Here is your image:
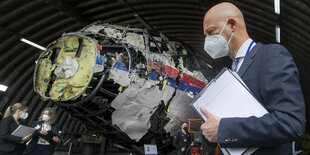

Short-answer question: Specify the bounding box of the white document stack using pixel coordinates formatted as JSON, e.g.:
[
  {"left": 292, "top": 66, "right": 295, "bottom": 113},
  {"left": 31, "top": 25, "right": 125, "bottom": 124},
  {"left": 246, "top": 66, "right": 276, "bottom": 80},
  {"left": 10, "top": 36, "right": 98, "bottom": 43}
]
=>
[{"left": 191, "top": 68, "right": 268, "bottom": 155}]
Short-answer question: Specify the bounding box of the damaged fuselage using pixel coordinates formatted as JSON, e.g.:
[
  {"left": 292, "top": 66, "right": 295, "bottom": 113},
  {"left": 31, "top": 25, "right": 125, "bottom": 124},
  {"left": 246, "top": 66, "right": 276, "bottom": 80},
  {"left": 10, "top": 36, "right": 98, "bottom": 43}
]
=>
[{"left": 34, "top": 22, "right": 208, "bottom": 151}]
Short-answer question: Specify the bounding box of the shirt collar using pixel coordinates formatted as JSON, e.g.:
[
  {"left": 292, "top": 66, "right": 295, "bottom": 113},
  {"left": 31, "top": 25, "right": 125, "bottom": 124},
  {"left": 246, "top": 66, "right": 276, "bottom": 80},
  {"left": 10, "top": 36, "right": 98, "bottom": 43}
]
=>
[{"left": 235, "top": 38, "right": 254, "bottom": 59}]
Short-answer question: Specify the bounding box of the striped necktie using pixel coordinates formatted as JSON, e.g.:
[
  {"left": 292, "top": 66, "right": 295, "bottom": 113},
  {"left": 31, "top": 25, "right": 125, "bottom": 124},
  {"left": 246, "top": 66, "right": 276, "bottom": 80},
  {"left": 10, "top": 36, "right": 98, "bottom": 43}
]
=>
[{"left": 231, "top": 58, "right": 240, "bottom": 72}]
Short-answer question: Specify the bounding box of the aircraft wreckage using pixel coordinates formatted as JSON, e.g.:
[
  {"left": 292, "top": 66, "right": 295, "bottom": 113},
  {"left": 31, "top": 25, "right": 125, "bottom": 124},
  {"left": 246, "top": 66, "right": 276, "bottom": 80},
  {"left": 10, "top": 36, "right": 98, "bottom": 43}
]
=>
[{"left": 33, "top": 21, "right": 209, "bottom": 152}]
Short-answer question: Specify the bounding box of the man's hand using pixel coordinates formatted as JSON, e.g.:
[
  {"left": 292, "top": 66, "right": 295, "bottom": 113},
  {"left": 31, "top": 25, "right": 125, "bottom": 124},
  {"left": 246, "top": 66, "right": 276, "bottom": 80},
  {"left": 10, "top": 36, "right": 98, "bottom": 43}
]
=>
[
  {"left": 181, "top": 147, "right": 186, "bottom": 152},
  {"left": 39, "top": 130, "right": 48, "bottom": 135},
  {"left": 52, "top": 136, "right": 60, "bottom": 143},
  {"left": 200, "top": 107, "right": 221, "bottom": 142}
]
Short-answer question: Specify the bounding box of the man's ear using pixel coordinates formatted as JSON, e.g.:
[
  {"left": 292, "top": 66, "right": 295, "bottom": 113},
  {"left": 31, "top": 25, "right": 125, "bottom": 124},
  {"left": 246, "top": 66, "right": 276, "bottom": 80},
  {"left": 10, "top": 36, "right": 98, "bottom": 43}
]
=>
[{"left": 227, "top": 18, "right": 237, "bottom": 32}]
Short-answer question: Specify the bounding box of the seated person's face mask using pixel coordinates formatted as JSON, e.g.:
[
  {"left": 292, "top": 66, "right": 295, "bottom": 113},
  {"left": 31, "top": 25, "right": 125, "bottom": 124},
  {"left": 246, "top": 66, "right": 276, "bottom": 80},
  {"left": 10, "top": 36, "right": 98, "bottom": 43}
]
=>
[
  {"left": 42, "top": 114, "right": 50, "bottom": 121},
  {"left": 204, "top": 21, "right": 234, "bottom": 59}
]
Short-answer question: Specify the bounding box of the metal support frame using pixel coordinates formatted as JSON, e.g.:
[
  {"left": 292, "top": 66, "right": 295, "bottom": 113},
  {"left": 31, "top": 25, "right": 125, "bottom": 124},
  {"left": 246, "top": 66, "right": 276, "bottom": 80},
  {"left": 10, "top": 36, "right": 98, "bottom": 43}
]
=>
[
  {"left": 99, "top": 136, "right": 106, "bottom": 155},
  {"left": 82, "top": 143, "right": 94, "bottom": 155},
  {"left": 0, "top": 25, "right": 44, "bottom": 50},
  {"left": 119, "top": 0, "right": 155, "bottom": 31},
  {"left": 41, "top": 0, "right": 90, "bottom": 26}
]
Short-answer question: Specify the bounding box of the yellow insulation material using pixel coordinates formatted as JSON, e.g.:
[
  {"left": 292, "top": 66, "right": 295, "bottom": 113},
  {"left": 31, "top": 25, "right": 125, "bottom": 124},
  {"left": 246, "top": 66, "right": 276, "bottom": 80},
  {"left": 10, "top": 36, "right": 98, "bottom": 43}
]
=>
[{"left": 34, "top": 35, "right": 96, "bottom": 101}]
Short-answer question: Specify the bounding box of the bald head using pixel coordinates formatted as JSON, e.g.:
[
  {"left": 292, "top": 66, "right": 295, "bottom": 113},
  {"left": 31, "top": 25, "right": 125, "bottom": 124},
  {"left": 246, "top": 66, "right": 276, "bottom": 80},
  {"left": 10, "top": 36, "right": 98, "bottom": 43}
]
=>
[
  {"left": 203, "top": 2, "right": 249, "bottom": 59},
  {"left": 204, "top": 3, "right": 244, "bottom": 31}
]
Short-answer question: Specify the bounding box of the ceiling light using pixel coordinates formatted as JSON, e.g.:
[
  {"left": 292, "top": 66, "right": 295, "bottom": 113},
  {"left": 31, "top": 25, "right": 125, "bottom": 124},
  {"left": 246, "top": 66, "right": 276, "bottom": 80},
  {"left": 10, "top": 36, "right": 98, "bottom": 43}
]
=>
[
  {"left": 275, "top": 25, "right": 280, "bottom": 43},
  {"left": 207, "top": 63, "right": 213, "bottom": 69},
  {"left": 20, "top": 38, "right": 46, "bottom": 51},
  {"left": 274, "top": 0, "right": 280, "bottom": 15},
  {"left": 0, "top": 84, "right": 8, "bottom": 92}
]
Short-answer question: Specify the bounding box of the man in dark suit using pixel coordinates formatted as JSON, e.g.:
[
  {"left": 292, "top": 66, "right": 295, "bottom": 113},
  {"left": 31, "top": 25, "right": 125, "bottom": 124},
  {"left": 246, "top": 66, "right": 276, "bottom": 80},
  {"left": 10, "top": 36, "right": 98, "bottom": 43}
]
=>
[
  {"left": 200, "top": 2, "right": 305, "bottom": 155},
  {"left": 173, "top": 122, "right": 191, "bottom": 155}
]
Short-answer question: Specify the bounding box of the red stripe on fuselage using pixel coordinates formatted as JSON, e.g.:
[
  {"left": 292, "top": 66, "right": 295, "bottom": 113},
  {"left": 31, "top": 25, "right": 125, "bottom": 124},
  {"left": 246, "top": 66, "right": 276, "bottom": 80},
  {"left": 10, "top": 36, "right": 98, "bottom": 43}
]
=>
[
  {"left": 146, "top": 59, "right": 205, "bottom": 88},
  {"left": 180, "top": 73, "right": 206, "bottom": 90}
]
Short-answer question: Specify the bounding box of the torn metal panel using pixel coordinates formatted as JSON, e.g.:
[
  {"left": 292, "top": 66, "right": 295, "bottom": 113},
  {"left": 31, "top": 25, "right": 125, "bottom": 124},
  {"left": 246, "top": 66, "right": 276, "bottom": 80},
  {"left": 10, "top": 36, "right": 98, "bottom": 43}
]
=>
[
  {"left": 164, "top": 90, "right": 200, "bottom": 135},
  {"left": 124, "top": 32, "right": 145, "bottom": 49},
  {"left": 144, "top": 51, "right": 175, "bottom": 67},
  {"left": 111, "top": 79, "right": 175, "bottom": 110},
  {"left": 161, "top": 86, "right": 176, "bottom": 104},
  {"left": 182, "top": 68, "right": 208, "bottom": 84},
  {"left": 81, "top": 24, "right": 103, "bottom": 34},
  {"left": 103, "top": 27, "right": 123, "bottom": 39},
  {"left": 111, "top": 79, "right": 175, "bottom": 141},
  {"left": 111, "top": 103, "right": 153, "bottom": 141},
  {"left": 108, "top": 67, "right": 131, "bottom": 87},
  {"left": 108, "top": 55, "right": 142, "bottom": 87}
]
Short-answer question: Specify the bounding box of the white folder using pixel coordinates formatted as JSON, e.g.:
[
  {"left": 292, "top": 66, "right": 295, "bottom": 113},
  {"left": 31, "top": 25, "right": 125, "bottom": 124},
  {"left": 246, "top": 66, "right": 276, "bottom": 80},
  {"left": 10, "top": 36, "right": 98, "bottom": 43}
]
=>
[
  {"left": 191, "top": 68, "right": 268, "bottom": 155},
  {"left": 11, "top": 125, "right": 36, "bottom": 138}
]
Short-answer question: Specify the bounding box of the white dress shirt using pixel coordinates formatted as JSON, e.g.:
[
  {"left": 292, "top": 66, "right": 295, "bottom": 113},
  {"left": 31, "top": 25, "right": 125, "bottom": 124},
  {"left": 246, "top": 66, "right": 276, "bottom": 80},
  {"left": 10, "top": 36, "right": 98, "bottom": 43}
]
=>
[
  {"left": 234, "top": 38, "right": 256, "bottom": 72},
  {"left": 38, "top": 123, "right": 51, "bottom": 145}
]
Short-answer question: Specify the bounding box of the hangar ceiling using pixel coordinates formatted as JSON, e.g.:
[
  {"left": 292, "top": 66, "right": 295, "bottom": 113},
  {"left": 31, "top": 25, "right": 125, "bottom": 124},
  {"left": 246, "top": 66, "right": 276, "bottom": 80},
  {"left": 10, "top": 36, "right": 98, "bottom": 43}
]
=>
[{"left": 0, "top": 0, "right": 309, "bottom": 144}]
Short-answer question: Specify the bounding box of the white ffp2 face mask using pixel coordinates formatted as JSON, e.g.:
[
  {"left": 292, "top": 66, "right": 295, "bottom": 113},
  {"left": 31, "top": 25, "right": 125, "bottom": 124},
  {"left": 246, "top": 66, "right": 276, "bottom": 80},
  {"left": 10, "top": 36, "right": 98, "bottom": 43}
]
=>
[
  {"left": 204, "top": 21, "right": 234, "bottom": 59},
  {"left": 42, "top": 114, "right": 50, "bottom": 121},
  {"left": 20, "top": 112, "right": 28, "bottom": 119}
]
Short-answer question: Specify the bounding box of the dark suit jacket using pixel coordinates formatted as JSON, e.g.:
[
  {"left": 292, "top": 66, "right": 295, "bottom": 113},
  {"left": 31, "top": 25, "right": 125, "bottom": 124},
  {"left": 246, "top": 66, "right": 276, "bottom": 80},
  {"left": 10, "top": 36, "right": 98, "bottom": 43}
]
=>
[
  {"left": 172, "top": 130, "right": 191, "bottom": 150},
  {"left": 218, "top": 43, "right": 306, "bottom": 154},
  {"left": 0, "top": 116, "right": 24, "bottom": 152},
  {"left": 25, "top": 121, "right": 59, "bottom": 153}
]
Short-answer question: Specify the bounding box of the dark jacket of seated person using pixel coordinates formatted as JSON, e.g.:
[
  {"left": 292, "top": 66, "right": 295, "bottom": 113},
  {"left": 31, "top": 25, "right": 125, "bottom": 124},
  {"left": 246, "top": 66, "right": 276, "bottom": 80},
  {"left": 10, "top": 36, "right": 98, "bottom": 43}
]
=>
[
  {"left": 0, "top": 103, "right": 31, "bottom": 155},
  {"left": 25, "top": 108, "right": 60, "bottom": 155}
]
